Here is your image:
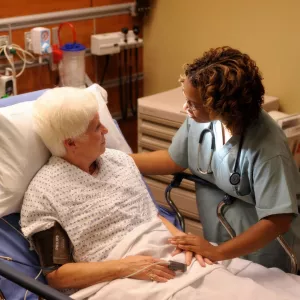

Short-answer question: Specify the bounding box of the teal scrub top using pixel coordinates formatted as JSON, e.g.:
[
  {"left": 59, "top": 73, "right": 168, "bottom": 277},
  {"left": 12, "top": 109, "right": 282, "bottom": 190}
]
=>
[{"left": 169, "top": 110, "right": 300, "bottom": 272}]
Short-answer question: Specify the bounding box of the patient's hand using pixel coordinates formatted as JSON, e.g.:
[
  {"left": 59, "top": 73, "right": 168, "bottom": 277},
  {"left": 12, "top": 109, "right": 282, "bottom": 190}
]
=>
[
  {"left": 170, "top": 231, "right": 193, "bottom": 266},
  {"left": 170, "top": 232, "right": 214, "bottom": 267},
  {"left": 157, "top": 215, "right": 213, "bottom": 267},
  {"left": 120, "top": 256, "right": 176, "bottom": 283}
]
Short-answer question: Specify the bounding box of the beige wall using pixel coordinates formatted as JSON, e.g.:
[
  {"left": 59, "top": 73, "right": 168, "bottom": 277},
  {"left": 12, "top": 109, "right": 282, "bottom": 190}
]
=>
[{"left": 143, "top": 0, "right": 300, "bottom": 114}]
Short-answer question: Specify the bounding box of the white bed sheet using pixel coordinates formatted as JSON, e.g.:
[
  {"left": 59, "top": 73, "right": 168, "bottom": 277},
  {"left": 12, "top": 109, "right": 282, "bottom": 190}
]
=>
[{"left": 71, "top": 218, "right": 300, "bottom": 300}]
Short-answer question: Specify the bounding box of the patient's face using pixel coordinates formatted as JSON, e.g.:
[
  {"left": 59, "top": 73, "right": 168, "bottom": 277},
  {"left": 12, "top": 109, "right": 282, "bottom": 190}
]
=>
[{"left": 76, "top": 113, "right": 108, "bottom": 160}]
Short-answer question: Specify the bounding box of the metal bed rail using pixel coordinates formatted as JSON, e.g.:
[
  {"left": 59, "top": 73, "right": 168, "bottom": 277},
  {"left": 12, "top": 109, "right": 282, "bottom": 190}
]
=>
[
  {"left": 0, "top": 260, "right": 71, "bottom": 300},
  {"left": 165, "top": 172, "right": 299, "bottom": 274}
]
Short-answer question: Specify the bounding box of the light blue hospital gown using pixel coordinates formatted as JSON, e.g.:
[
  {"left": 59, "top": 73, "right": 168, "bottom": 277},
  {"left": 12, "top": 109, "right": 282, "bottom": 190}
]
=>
[{"left": 169, "top": 110, "right": 300, "bottom": 272}]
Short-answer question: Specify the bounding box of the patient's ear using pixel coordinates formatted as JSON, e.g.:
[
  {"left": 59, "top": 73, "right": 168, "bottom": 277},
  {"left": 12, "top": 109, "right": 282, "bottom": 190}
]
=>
[{"left": 63, "top": 138, "right": 76, "bottom": 151}]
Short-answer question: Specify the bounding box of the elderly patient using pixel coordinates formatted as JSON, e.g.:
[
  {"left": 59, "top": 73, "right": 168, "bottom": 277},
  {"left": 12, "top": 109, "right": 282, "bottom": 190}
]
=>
[{"left": 21, "top": 87, "right": 187, "bottom": 290}]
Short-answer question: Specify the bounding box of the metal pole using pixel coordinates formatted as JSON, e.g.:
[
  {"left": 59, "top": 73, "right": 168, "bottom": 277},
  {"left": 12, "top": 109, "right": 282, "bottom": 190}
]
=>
[
  {"left": 276, "top": 235, "right": 298, "bottom": 274},
  {"left": 165, "top": 185, "right": 185, "bottom": 232},
  {"left": 217, "top": 201, "right": 298, "bottom": 274},
  {"left": 216, "top": 201, "right": 236, "bottom": 239},
  {"left": 0, "top": 3, "right": 135, "bottom": 32},
  {"left": 0, "top": 260, "right": 71, "bottom": 300}
]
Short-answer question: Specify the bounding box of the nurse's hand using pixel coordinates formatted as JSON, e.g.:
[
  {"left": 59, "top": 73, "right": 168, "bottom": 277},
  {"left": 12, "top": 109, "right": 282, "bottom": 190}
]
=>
[
  {"left": 170, "top": 232, "right": 214, "bottom": 267},
  {"left": 168, "top": 234, "right": 216, "bottom": 267},
  {"left": 171, "top": 245, "right": 193, "bottom": 266},
  {"left": 170, "top": 231, "right": 193, "bottom": 265}
]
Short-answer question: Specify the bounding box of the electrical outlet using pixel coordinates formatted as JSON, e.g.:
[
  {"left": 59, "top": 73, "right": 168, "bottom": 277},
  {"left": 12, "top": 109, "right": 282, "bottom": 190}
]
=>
[
  {"left": 24, "top": 31, "right": 32, "bottom": 51},
  {"left": 0, "top": 35, "right": 9, "bottom": 47}
]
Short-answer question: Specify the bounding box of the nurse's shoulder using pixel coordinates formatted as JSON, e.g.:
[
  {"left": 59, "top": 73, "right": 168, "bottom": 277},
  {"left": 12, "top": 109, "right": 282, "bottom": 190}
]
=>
[{"left": 246, "top": 110, "right": 291, "bottom": 161}]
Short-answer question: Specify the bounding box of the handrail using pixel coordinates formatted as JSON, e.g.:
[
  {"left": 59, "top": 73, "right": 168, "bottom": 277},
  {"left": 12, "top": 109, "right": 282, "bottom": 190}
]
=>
[{"left": 0, "top": 3, "right": 135, "bottom": 32}]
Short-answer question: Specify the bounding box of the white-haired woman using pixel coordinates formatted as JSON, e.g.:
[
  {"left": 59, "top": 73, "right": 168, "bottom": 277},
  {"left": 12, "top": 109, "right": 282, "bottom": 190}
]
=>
[{"left": 20, "top": 87, "right": 183, "bottom": 290}]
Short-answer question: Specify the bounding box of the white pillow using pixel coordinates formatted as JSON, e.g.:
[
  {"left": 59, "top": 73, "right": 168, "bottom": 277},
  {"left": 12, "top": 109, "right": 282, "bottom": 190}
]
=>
[
  {"left": 0, "top": 84, "right": 131, "bottom": 217},
  {"left": 0, "top": 101, "right": 50, "bottom": 217}
]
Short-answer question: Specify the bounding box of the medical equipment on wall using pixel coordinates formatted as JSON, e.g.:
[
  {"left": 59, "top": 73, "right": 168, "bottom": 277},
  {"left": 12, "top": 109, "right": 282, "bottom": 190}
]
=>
[
  {"left": 0, "top": 74, "right": 13, "bottom": 98},
  {"left": 134, "top": 0, "right": 151, "bottom": 17},
  {"left": 0, "top": 43, "right": 35, "bottom": 97},
  {"left": 198, "top": 122, "right": 244, "bottom": 186},
  {"left": 30, "top": 27, "right": 51, "bottom": 55},
  {"left": 119, "top": 26, "right": 140, "bottom": 119},
  {"left": 53, "top": 22, "right": 86, "bottom": 88},
  {"left": 120, "top": 27, "right": 129, "bottom": 119},
  {"left": 91, "top": 26, "right": 143, "bottom": 120},
  {"left": 165, "top": 172, "right": 299, "bottom": 274}
]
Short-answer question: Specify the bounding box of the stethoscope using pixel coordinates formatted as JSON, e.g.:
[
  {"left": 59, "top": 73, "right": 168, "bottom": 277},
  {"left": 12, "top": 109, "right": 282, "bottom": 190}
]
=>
[{"left": 197, "top": 122, "right": 245, "bottom": 186}]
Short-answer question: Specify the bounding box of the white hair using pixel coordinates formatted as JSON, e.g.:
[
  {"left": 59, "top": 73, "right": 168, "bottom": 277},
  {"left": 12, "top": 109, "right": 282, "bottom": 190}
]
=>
[{"left": 33, "top": 87, "right": 99, "bottom": 157}]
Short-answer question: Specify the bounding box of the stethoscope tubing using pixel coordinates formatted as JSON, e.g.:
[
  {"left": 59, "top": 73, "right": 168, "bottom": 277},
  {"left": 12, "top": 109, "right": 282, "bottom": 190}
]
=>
[{"left": 197, "top": 122, "right": 244, "bottom": 186}]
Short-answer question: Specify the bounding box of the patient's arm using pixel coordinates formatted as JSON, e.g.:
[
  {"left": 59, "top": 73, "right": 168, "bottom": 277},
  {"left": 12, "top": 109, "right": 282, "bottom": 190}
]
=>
[
  {"left": 47, "top": 256, "right": 175, "bottom": 289},
  {"left": 47, "top": 260, "right": 124, "bottom": 289},
  {"left": 130, "top": 150, "right": 185, "bottom": 175},
  {"left": 158, "top": 215, "right": 182, "bottom": 236},
  {"left": 33, "top": 224, "right": 175, "bottom": 289}
]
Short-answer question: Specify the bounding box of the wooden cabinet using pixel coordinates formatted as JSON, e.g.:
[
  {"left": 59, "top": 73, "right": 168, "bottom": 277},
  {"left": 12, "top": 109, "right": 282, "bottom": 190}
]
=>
[{"left": 138, "top": 87, "right": 203, "bottom": 236}]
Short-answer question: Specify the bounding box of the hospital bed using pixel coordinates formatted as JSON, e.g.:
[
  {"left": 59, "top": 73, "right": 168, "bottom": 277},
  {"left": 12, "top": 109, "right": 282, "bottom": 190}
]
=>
[
  {"left": 0, "top": 89, "right": 180, "bottom": 300},
  {"left": 0, "top": 90, "right": 72, "bottom": 300},
  {"left": 0, "top": 89, "right": 299, "bottom": 300}
]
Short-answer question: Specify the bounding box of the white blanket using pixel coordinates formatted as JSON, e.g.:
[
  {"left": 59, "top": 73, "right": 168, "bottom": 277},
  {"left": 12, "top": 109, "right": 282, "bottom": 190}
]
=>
[{"left": 71, "top": 218, "right": 300, "bottom": 300}]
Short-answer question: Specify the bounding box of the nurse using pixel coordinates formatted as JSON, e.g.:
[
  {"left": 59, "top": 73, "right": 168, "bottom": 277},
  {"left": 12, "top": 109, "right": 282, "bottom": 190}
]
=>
[{"left": 131, "top": 46, "right": 300, "bottom": 272}]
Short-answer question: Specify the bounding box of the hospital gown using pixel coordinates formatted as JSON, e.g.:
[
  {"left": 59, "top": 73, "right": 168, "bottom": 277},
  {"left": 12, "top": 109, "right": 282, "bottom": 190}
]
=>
[{"left": 21, "top": 148, "right": 158, "bottom": 262}]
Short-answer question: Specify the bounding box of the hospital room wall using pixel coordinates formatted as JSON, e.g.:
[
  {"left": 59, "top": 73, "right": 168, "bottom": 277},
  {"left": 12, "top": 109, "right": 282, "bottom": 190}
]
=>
[
  {"left": 143, "top": 0, "right": 300, "bottom": 114},
  {"left": 0, "top": 0, "right": 142, "bottom": 151}
]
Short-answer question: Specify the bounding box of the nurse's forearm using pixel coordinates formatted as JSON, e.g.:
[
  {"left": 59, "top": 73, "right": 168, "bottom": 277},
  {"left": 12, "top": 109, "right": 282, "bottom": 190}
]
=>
[
  {"left": 130, "top": 150, "right": 186, "bottom": 175},
  {"left": 214, "top": 214, "right": 293, "bottom": 261}
]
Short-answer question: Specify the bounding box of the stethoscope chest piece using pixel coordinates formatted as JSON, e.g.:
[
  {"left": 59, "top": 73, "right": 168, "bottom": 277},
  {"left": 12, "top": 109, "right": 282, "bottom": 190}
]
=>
[{"left": 229, "top": 172, "right": 241, "bottom": 186}]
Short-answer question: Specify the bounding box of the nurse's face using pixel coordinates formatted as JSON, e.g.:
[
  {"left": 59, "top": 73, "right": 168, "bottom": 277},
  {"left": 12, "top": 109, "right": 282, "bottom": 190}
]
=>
[{"left": 182, "top": 78, "right": 211, "bottom": 123}]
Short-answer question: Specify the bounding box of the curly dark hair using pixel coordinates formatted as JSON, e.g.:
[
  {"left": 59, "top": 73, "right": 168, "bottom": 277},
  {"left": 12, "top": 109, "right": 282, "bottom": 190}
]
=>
[{"left": 181, "top": 46, "right": 265, "bottom": 134}]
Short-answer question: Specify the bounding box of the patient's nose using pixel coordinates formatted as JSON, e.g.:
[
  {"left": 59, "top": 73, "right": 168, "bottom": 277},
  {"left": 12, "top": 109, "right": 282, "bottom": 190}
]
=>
[{"left": 101, "top": 124, "right": 108, "bottom": 134}]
